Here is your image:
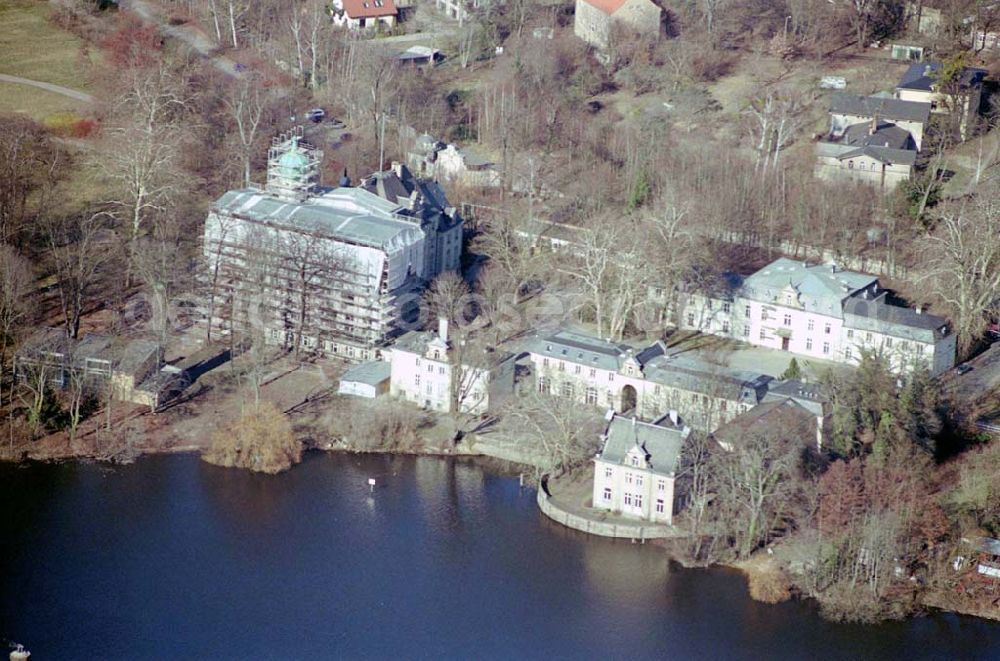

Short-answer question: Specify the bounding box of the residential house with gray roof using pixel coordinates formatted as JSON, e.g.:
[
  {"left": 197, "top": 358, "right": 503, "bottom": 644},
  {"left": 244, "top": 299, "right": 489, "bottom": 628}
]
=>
[
  {"left": 525, "top": 328, "right": 773, "bottom": 431},
  {"left": 895, "top": 61, "right": 986, "bottom": 139},
  {"left": 680, "top": 258, "right": 956, "bottom": 376},
  {"left": 816, "top": 94, "right": 930, "bottom": 189},
  {"left": 592, "top": 413, "right": 690, "bottom": 525}
]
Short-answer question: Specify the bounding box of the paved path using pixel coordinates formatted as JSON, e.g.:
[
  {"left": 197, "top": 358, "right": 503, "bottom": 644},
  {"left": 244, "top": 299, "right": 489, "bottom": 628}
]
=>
[
  {"left": 0, "top": 73, "right": 94, "bottom": 103},
  {"left": 119, "top": 0, "right": 242, "bottom": 78}
]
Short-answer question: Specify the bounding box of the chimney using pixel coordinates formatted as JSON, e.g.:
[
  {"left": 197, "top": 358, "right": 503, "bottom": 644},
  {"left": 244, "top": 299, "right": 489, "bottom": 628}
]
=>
[
  {"left": 869, "top": 115, "right": 878, "bottom": 135},
  {"left": 916, "top": 305, "right": 923, "bottom": 315},
  {"left": 669, "top": 410, "right": 679, "bottom": 426},
  {"left": 392, "top": 160, "right": 403, "bottom": 177},
  {"left": 438, "top": 316, "right": 449, "bottom": 343}
]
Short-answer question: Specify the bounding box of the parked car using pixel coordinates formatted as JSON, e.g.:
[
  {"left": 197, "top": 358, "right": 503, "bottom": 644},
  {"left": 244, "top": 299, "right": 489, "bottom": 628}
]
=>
[
  {"left": 306, "top": 108, "right": 326, "bottom": 123},
  {"left": 956, "top": 363, "right": 973, "bottom": 375}
]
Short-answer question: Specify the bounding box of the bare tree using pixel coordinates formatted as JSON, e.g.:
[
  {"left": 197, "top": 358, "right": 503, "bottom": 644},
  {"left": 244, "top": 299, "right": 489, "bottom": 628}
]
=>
[
  {"left": 0, "top": 246, "right": 33, "bottom": 369},
  {"left": 225, "top": 72, "right": 271, "bottom": 187},
  {"left": 41, "top": 211, "right": 116, "bottom": 340},
  {"left": 920, "top": 199, "right": 1000, "bottom": 358},
  {"left": 500, "top": 390, "right": 603, "bottom": 474},
  {"left": 0, "top": 117, "right": 63, "bottom": 245}
]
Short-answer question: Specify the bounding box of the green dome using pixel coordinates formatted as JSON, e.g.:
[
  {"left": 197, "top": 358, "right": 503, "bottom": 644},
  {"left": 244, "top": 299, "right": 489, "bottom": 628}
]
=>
[{"left": 278, "top": 140, "right": 309, "bottom": 180}]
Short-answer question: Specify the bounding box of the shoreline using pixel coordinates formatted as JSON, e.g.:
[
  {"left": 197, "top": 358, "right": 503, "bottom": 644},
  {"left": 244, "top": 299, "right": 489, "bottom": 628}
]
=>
[{"left": 5, "top": 441, "right": 998, "bottom": 626}]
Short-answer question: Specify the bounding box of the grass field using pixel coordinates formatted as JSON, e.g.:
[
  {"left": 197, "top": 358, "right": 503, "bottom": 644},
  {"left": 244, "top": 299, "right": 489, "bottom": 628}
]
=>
[
  {"left": 0, "top": 81, "right": 85, "bottom": 121},
  {"left": 0, "top": 0, "right": 97, "bottom": 91}
]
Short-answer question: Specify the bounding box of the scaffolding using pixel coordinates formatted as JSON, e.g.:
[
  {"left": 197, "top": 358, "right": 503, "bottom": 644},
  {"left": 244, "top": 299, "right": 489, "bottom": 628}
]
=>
[{"left": 266, "top": 127, "right": 323, "bottom": 200}]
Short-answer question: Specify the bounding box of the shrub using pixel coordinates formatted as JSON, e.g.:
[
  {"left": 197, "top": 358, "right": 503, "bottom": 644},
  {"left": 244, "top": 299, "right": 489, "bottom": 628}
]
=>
[{"left": 202, "top": 402, "right": 303, "bottom": 474}]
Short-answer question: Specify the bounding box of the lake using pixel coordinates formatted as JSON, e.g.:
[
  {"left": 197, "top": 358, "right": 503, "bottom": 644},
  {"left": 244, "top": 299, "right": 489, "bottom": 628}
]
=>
[{"left": 2, "top": 453, "right": 999, "bottom": 660}]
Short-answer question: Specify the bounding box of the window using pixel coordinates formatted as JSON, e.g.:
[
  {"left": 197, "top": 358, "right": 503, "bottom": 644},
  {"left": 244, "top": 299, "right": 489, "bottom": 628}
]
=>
[
  {"left": 783, "top": 313, "right": 792, "bottom": 326},
  {"left": 634, "top": 494, "right": 643, "bottom": 509},
  {"left": 543, "top": 358, "right": 549, "bottom": 368},
  {"left": 415, "top": 375, "right": 421, "bottom": 387},
  {"left": 656, "top": 499, "right": 665, "bottom": 514},
  {"left": 657, "top": 480, "right": 666, "bottom": 493},
  {"left": 608, "top": 372, "right": 614, "bottom": 382},
  {"left": 537, "top": 377, "right": 550, "bottom": 394},
  {"left": 845, "top": 347, "right": 853, "bottom": 360},
  {"left": 847, "top": 329, "right": 854, "bottom": 339},
  {"left": 625, "top": 472, "right": 633, "bottom": 484},
  {"left": 574, "top": 365, "right": 581, "bottom": 375},
  {"left": 438, "top": 366, "right": 445, "bottom": 375},
  {"left": 560, "top": 382, "right": 574, "bottom": 398},
  {"left": 426, "top": 383, "right": 433, "bottom": 395},
  {"left": 427, "top": 365, "right": 433, "bottom": 373},
  {"left": 760, "top": 309, "right": 767, "bottom": 321},
  {"left": 589, "top": 368, "right": 596, "bottom": 377},
  {"left": 866, "top": 332, "right": 872, "bottom": 342},
  {"left": 744, "top": 305, "right": 751, "bottom": 318},
  {"left": 743, "top": 325, "right": 750, "bottom": 338},
  {"left": 558, "top": 361, "right": 565, "bottom": 372},
  {"left": 604, "top": 467, "right": 613, "bottom": 479},
  {"left": 759, "top": 328, "right": 766, "bottom": 340},
  {"left": 722, "top": 321, "right": 730, "bottom": 334},
  {"left": 624, "top": 493, "right": 633, "bottom": 506},
  {"left": 687, "top": 313, "right": 695, "bottom": 326},
  {"left": 723, "top": 302, "right": 731, "bottom": 313},
  {"left": 635, "top": 476, "right": 644, "bottom": 488},
  {"left": 807, "top": 319, "right": 814, "bottom": 331},
  {"left": 654, "top": 385, "right": 661, "bottom": 395},
  {"left": 824, "top": 323, "right": 831, "bottom": 335},
  {"left": 586, "top": 387, "right": 598, "bottom": 405},
  {"left": 885, "top": 337, "right": 893, "bottom": 348},
  {"left": 806, "top": 338, "right": 813, "bottom": 350},
  {"left": 603, "top": 488, "right": 612, "bottom": 502},
  {"left": 848, "top": 160, "right": 854, "bottom": 169},
  {"left": 415, "top": 358, "right": 421, "bottom": 367},
  {"left": 823, "top": 342, "right": 830, "bottom": 355}
]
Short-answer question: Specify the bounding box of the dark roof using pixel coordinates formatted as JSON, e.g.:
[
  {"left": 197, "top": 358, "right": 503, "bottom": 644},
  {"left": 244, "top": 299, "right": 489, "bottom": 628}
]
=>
[
  {"left": 842, "top": 121, "right": 915, "bottom": 150},
  {"left": 762, "top": 379, "right": 826, "bottom": 417},
  {"left": 843, "top": 294, "right": 950, "bottom": 342},
  {"left": 711, "top": 398, "right": 817, "bottom": 449},
  {"left": 834, "top": 145, "right": 918, "bottom": 166},
  {"left": 830, "top": 94, "right": 931, "bottom": 123},
  {"left": 897, "top": 62, "right": 987, "bottom": 92}
]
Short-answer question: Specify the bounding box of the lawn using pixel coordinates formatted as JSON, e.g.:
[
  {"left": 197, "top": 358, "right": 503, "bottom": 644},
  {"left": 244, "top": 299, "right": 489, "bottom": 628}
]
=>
[
  {"left": 0, "top": 81, "right": 85, "bottom": 122},
  {"left": 0, "top": 0, "right": 98, "bottom": 92}
]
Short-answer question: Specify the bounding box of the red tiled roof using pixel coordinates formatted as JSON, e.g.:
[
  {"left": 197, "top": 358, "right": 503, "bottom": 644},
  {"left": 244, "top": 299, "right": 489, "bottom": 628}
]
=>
[
  {"left": 581, "top": 0, "right": 629, "bottom": 15},
  {"left": 342, "top": 0, "right": 397, "bottom": 18}
]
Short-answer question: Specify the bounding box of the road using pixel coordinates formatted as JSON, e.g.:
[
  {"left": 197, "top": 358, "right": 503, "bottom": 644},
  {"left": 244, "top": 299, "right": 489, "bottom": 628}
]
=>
[
  {"left": 0, "top": 73, "right": 94, "bottom": 103},
  {"left": 945, "top": 342, "right": 1000, "bottom": 410},
  {"left": 118, "top": 0, "right": 242, "bottom": 77}
]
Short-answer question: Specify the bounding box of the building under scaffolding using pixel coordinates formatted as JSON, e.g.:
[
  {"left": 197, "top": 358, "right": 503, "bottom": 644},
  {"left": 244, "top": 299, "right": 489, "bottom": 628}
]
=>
[{"left": 203, "top": 130, "right": 461, "bottom": 361}]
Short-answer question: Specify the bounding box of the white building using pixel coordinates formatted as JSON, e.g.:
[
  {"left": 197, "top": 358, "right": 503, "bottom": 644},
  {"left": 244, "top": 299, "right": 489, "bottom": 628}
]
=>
[
  {"left": 332, "top": 0, "right": 398, "bottom": 30},
  {"left": 681, "top": 258, "right": 956, "bottom": 376},
  {"left": 203, "top": 132, "right": 460, "bottom": 362},
  {"left": 388, "top": 318, "right": 515, "bottom": 415},
  {"left": 338, "top": 360, "right": 391, "bottom": 399},
  {"left": 526, "top": 329, "right": 772, "bottom": 432},
  {"left": 592, "top": 413, "right": 689, "bottom": 525}
]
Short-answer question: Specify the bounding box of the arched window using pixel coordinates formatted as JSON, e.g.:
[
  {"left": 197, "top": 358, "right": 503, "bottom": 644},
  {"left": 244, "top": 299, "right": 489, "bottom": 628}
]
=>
[{"left": 848, "top": 160, "right": 854, "bottom": 169}]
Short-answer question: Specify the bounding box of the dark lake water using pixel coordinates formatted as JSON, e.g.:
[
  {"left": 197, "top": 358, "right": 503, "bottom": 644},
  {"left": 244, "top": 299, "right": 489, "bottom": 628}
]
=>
[{"left": 2, "top": 453, "right": 999, "bottom": 660}]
